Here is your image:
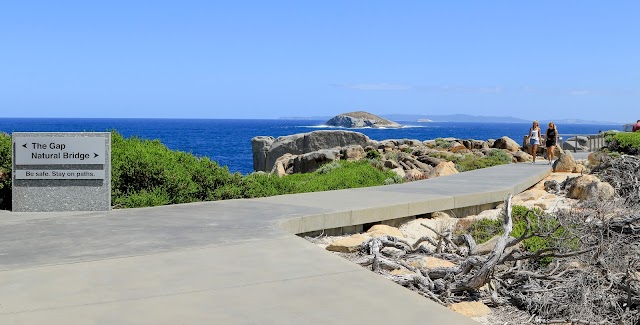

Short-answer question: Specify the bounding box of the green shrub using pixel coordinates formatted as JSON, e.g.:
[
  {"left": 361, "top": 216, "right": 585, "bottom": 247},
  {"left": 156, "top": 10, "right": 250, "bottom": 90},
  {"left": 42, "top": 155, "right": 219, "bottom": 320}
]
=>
[
  {"left": 465, "top": 218, "right": 503, "bottom": 244},
  {"left": 455, "top": 149, "right": 512, "bottom": 172},
  {"left": 434, "top": 138, "right": 452, "bottom": 148},
  {"left": 111, "top": 131, "right": 245, "bottom": 208},
  {"left": 608, "top": 132, "right": 640, "bottom": 155},
  {"left": 463, "top": 205, "right": 570, "bottom": 265},
  {"left": 0, "top": 133, "right": 11, "bottom": 210},
  {"left": 241, "top": 160, "right": 399, "bottom": 198},
  {"left": 365, "top": 149, "right": 381, "bottom": 160}
]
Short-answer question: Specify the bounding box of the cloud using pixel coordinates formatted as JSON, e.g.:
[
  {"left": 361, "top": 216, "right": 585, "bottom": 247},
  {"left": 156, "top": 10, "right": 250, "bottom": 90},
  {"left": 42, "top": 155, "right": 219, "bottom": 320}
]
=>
[{"left": 334, "top": 83, "right": 412, "bottom": 90}]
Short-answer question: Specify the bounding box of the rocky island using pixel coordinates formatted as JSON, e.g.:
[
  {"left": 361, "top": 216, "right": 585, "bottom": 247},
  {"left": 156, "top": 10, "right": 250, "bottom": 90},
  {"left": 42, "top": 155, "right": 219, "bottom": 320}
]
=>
[{"left": 325, "top": 111, "right": 402, "bottom": 128}]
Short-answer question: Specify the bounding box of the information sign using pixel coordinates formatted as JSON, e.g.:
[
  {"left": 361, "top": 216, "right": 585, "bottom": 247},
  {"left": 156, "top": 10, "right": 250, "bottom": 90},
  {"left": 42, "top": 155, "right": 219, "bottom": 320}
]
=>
[{"left": 14, "top": 137, "right": 106, "bottom": 165}]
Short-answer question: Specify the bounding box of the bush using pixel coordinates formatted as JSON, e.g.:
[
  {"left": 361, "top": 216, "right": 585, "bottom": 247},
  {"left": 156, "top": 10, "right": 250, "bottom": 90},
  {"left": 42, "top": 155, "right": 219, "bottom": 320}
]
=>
[
  {"left": 240, "top": 160, "right": 399, "bottom": 198},
  {"left": 0, "top": 133, "right": 11, "bottom": 210},
  {"left": 455, "top": 149, "right": 512, "bottom": 172},
  {"left": 111, "top": 131, "right": 245, "bottom": 208},
  {"left": 608, "top": 132, "right": 640, "bottom": 155},
  {"left": 434, "top": 138, "right": 452, "bottom": 148},
  {"left": 463, "top": 205, "right": 569, "bottom": 265},
  {"left": 365, "top": 149, "right": 381, "bottom": 160}
]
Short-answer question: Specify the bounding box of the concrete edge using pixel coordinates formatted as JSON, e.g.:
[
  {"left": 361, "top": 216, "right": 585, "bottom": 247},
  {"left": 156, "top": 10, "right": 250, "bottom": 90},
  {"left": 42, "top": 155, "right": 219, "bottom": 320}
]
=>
[{"left": 278, "top": 166, "right": 552, "bottom": 235}]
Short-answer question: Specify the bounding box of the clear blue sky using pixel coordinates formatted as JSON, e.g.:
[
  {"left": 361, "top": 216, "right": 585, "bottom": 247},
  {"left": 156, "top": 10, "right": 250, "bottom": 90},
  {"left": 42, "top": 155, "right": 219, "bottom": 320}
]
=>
[{"left": 1, "top": 1, "right": 638, "bottom": 122}]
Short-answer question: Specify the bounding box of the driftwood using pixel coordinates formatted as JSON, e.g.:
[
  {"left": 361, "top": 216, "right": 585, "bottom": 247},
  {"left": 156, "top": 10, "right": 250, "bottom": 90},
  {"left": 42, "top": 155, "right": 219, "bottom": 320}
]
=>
[{"left": 313, "top": 155, "right": 640, "bottom": 324}]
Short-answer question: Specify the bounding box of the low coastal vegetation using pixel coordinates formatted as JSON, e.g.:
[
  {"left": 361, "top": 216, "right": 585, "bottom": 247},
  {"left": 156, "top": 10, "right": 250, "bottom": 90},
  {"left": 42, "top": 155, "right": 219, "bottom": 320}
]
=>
[
  {"left": 0, "top": 133, "right": 11, "bottom": 210},
  {"left": 111, "top": 132, "right": 401, "bottom": 208},
  {"left": 0, "top": 132, "right": 398, "bottom": 209},
  {"left": 2, "top": 130, "right": 639, "bottom": 210}
]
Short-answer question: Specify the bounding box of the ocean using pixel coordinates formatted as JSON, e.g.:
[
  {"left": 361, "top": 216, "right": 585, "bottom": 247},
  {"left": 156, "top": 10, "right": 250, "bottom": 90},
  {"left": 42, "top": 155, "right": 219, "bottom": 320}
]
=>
[{"left": 0, "top": 118, "right": 622, "bottom": 174}]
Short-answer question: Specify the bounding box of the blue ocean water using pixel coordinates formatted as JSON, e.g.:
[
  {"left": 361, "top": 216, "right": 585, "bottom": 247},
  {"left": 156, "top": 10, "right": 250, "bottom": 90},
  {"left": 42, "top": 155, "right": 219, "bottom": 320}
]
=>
[{"left": 0, "top": 118, "right": 622, "bottom": 174}]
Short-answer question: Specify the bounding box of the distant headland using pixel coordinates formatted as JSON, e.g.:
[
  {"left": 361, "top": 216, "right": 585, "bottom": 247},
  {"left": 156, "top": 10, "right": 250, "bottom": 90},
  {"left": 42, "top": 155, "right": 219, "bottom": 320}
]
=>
[{"left": 280, "top": 113, "right": 621, "bottom": 125}]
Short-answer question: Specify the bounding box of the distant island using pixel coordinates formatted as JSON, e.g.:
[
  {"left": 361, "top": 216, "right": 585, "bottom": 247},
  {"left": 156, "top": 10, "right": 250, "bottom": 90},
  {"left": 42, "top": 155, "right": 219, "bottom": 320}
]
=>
[
  {"left": 325, "top": 111, "right": 402, "bottom": 128},
  {"left": 280, "top": 113, "right": 621, "bottom": 125}
]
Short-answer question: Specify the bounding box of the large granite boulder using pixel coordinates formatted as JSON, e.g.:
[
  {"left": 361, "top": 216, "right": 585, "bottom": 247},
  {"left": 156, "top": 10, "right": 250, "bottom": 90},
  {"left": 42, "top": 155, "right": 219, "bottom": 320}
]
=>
[
  {"left": 271, "top": 153, "right": 296, "bottom": 177},
  {"left": 293, "top": 149, "right": 341, "bottom": 173},
  {"left": 251, "top": 136, "right": 275, "bottom": 172},
  {"left": 325, "top": 111, "right": 402, "bottom": 128},
  {"left": 511, "top": 151, "right": 533, "bottom": 162},
  {"left": 566, "top": 175, "right": 615, "bottom": 201},
  {"left": 553, "top": 151, "right": 578, "bottom": 172},
  {"left": 492, "top": 136, "right": 520, "bottom": 152},
  {"left": 340, "top": 145, "right": 365, "bottom": 161},
  {"left": 428, "top": 161, "right": 459, "bottom": 178},
  {"left": 252, "top": 130, "right": 376, "bottom": 172}
]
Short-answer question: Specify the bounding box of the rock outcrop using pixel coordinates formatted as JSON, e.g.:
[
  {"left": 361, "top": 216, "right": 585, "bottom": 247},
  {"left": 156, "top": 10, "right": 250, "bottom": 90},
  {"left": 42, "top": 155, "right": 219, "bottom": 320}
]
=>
[
  {"left": 553, "top": 151, "right": 580, "bottom": 172},
  {"left": 252, "top": 130, "right": 376, "bottom": 172},
  {"left": 325, "top": 111, "right": 402, "bottom": 128},
  {"left": 492, "top": 136, "right": 520, "bottom": 152},
  {"left": 566, "top": 175, "right": 615, "bottom": 201}
]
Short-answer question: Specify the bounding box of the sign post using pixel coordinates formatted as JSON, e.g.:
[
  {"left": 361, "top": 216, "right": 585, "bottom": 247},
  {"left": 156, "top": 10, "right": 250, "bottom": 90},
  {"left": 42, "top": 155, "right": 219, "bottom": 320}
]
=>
[{"left": 12, "top": 132, "right": 111, "bottom": 212}]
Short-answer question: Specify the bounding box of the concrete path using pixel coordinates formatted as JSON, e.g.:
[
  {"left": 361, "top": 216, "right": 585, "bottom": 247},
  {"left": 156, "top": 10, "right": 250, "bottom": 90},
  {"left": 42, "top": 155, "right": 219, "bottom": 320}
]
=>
[{"left": 0, "top": 162, "right": 552, "bottom": 324}]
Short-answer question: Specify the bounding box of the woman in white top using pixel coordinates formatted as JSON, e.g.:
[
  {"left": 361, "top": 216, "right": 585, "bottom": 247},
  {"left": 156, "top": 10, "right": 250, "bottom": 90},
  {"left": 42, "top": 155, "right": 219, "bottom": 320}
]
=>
[{"left": 529, "top": 120, "right": 542, "bottom": 163}]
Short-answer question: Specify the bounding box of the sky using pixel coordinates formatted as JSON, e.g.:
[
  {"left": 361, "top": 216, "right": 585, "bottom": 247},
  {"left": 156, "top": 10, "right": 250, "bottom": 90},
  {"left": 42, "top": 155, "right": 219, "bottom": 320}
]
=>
[{"left": 1, "top": 1, "right": 638, "bottom": 122}]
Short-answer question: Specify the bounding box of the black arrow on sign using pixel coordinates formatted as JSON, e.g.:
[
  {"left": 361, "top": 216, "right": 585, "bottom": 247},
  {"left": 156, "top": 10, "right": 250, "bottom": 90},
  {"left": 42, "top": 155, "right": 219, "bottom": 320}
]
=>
[
  {"left": 22, "top": 143, "right": 27, "bottom": 148},
  {"left": 94, "top": 153, "right": 99, "bottom": 158}
]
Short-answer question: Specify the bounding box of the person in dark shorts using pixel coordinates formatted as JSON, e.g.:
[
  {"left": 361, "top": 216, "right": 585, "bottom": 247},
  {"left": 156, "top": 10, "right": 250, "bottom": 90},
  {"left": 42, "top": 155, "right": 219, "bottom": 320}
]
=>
[{"left": 545, "top": 122, "right": 559, "bottom": 165}]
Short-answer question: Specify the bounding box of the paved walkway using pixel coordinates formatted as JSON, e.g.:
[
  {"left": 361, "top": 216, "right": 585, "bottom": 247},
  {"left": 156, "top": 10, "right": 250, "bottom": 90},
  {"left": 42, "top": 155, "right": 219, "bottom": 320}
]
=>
[{"left": 0, "top": 162, "right": 552, "bottom": 324}]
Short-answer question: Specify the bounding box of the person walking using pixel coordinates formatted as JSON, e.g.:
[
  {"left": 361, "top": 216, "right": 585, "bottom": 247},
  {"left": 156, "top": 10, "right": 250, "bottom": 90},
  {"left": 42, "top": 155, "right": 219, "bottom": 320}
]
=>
[
  {"left": 633, "top": 120, "right": 640, "bottom": 132},
  {"left": 545, "top": 122, "right": 559, "bottom": 165},
  {"left": 528, "top": 120, "right": 542, "bottom": 163}
]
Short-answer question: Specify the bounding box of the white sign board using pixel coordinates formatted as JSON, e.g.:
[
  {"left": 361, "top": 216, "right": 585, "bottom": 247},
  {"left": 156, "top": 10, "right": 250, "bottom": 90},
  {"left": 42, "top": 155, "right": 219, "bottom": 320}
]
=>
[{"left": 14, "top": 137, "right": 106, "bottom": 165}]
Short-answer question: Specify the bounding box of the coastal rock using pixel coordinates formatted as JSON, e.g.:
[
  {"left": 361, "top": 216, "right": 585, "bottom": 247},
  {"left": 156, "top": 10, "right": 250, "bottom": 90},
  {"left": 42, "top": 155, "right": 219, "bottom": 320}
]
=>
[
  {"left": 417, "top": 155, "right": 444, "bottom": 167},
  {"left": 255, "top": 130, "right": 375, "bottom": 172},
  {"left": 366, "top": 225, "right": 404, "bottom": 238},
  {"left": 492, "top": 136, "right": 520, "bottom": 152},
  {"left": 326, "top": 234, "right": 370, "bottom": 253},
  {"left": 553, "top": 151, "right": 577, "bottom": 172},
  {"left": 272, "top": 153, "right": 296, "bottom": 177},
  {"left": 399, "top": 214, "right": 458, "bottom": 245},
  {"left": 511, "top": 151, "right": 532, "bottom": 162},
  {"left": 544, "top": 180, "right": 561, "bottom": 193},
  {"left": 251, "top": 136, "right": 275, "bottom": 172},
  {"left": 383, "top": 159, "right": 400, "bottom": 169},
  {"left": 325, "top": 111, "right": 402, "bottom": 128},
  {"left": 407, "top": 256, "right": 456, "bottom": 269},
  {"left": 293, "top": 149, "right": 341, "bottom": 173},
  {"left": 391, "top": 167, "right": 405, "bottom": 178},
  {"left": 340, "top": 145, "right": 365, "bottom": 161},
  {"left": 428, "top": 161, "right": 459, "bottom": 178},
  {"left": 513, "top": 189, "right": 547, "bottom": 203},
  {"left": 566, "top": 175, "right": 615, "bottom": 201},
  {"left": 404, "top": 169, "right": 426, "bottom": 181},
  {"left": 449, "top": 301, "right": 491, "bottom": 318}
]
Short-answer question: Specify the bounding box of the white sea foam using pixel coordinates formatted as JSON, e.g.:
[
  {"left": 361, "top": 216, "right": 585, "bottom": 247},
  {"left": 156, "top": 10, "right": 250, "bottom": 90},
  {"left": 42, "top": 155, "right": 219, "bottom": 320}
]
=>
[{"left": 299, "top": 124, "right": 426, "bottom": 129}]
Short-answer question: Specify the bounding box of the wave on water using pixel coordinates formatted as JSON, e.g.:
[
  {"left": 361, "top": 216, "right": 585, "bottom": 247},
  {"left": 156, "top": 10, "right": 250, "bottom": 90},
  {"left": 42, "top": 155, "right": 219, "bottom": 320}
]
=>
[{"left": 299, "top": 124, "right": 427, "bottom": 129}]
